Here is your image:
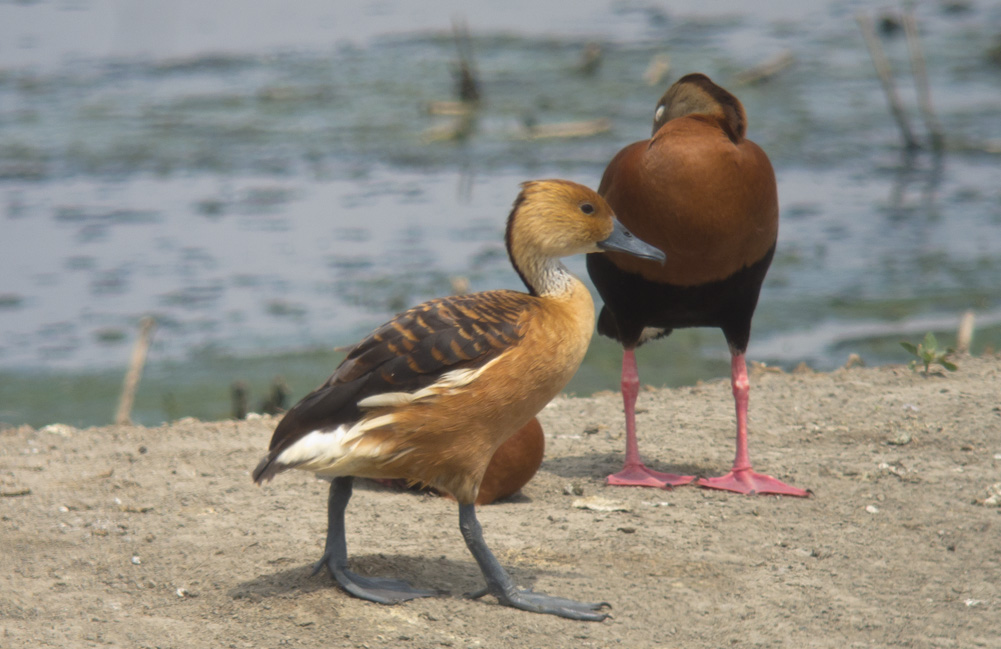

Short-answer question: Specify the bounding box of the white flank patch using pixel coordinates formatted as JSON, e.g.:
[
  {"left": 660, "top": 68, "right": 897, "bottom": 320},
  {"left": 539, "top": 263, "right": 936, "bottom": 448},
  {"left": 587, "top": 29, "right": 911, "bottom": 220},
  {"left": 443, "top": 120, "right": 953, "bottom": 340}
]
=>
[
  {"left": 272, "top": 413, "right": 398, "bottom": 477},
  {"left": 356, "top": 392, "right": 414, "bottom": 408},
  {"left": 275, "top": 357, "right": 503, "bottom": 477},
  {"left": 356, "top": 360, "right": 499, "bottom": 410},
  {"left": 638, "top": 327, "right": 667, "bottom": 344}
]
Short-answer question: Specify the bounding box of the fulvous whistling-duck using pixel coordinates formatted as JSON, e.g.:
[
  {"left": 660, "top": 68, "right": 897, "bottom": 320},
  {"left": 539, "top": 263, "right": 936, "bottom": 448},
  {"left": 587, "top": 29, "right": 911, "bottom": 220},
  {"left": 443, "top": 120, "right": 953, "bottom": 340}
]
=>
[
  {"left": 253, "top": 179, "right": 665, "bottom": 620},
  {"left": 585, "top": 73, "right": 809, "bottom": 497}
]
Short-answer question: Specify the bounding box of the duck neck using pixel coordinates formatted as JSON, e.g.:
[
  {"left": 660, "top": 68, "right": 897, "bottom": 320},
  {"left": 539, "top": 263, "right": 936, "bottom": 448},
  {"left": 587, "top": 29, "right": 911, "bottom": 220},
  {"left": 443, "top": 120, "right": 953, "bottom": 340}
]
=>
[
  {"left": 512, "top": 253, "right": 575, "bottom": 298},
  {"left": 504, "top": 192, "right": 584, "bottom": 298}
]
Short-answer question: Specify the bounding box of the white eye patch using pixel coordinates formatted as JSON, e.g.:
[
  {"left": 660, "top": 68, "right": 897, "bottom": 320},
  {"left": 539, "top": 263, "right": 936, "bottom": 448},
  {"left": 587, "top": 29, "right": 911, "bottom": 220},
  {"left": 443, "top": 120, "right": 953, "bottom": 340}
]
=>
[{"left": 654, "top": 105, "right": 665, "bottom": 121}]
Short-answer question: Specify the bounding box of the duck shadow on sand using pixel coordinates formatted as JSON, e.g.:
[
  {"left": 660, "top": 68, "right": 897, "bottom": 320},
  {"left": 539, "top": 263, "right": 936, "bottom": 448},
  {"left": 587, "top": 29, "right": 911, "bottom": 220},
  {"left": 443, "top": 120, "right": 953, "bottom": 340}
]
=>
[
  {"left": 231, "top": 547, "right": 593, "bottom": 604},
  {"left": 542, "top": 453, "right": 705, "bottom": 483}
]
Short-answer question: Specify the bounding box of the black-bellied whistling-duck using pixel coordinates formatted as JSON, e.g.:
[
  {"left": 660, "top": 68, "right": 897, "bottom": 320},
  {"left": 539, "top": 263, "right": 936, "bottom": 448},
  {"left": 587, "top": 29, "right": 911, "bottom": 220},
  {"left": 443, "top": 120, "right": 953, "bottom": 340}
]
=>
[
  {"left": 585, "top": 73, "right": 808, "bottom": 497},
  {"left": 253, "top": 179, "right": 665, "bottom": 620}
]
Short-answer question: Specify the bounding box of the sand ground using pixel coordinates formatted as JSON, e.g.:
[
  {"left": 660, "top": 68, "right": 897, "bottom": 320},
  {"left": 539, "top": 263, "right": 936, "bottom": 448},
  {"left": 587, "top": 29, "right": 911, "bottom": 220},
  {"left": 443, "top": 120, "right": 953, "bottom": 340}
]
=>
[{"left": 2, "top": 355, "right": 1000, "bottom": 648}]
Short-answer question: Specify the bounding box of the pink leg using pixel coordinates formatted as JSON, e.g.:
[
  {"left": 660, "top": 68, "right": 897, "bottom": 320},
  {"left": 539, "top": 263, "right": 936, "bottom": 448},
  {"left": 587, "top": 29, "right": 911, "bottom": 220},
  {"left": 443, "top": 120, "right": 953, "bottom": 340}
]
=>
[
  {"left": 607, "top": 349, "right": 694, "bottom": 489},
  {"left": 697, "top": 353, "right": 809, "bottom": 497}
]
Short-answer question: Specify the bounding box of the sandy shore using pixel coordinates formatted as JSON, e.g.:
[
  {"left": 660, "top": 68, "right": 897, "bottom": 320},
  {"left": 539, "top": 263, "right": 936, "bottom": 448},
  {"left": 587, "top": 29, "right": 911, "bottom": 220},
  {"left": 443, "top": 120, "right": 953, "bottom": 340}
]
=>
[{"left": 2, "top": 355, "right": 999, "bottom": 648}]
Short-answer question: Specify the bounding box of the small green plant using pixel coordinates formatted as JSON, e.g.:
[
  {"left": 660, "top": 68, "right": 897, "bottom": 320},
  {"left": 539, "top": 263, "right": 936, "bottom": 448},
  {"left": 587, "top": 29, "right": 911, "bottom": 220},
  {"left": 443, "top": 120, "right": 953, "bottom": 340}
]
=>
[{"left": 900, "top": 332, "right": 957, "bottom": 375}]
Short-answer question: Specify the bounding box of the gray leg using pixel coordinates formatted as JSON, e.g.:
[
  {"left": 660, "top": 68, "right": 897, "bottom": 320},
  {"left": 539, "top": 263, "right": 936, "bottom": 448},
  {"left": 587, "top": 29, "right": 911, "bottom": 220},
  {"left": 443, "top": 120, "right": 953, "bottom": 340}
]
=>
[
  {"left": 313, "top": 476, "right": 436, "bottom": 603},
  {"left": 458, "top": 503, "right": 610, "bottom": 621}
]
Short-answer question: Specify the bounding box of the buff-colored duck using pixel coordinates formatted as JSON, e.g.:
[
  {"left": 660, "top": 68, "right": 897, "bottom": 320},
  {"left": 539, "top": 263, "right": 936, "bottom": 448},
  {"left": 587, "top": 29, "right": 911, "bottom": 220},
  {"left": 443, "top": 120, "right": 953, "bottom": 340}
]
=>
[{"left": 254, "top": 179, "right": 665, "bottom": 620}]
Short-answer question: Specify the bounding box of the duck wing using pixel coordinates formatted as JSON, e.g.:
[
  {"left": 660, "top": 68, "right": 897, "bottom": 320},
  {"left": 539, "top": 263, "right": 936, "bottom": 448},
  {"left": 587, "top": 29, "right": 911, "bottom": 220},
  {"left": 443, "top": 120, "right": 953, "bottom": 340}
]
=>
[{"left": 254, "top": 290, "right": 535, "bottom": 481}]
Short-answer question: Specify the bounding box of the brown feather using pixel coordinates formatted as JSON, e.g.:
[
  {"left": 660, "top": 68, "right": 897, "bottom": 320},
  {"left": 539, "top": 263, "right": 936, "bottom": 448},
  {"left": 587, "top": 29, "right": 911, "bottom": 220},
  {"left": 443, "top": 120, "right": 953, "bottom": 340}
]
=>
[
  {"left": 356, "top": 280, "right": 593, "bottom": 503},
  {"left": 474, "top": 417, "right": 545, "bottom": 505},
  {"left": 373, "top": 416, "right": 544, "bottom": 505},
  {"left": 253, "top": 179, "right": 639, "bottom": 504},
  {"left": 259, "top": 290, "right": 537, "bottom": 461},
  {"left": 596, "top": 75, "right": 777, "bottom": 288}
]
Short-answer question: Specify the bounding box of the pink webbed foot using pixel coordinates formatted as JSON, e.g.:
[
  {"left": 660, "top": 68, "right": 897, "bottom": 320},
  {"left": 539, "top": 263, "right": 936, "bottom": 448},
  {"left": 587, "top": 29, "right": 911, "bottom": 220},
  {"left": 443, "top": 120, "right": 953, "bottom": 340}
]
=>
[
  {"left": 697, "top": 469, "right": 809, "bottom": 497},
  {"left": 703, "top": 353, "right": 810, "bottom": 497},
  {"left": 609, "top": 350, "right": 695, "bottom": 489},
  {"left": 607, "top": 463, "right": 695, "bottom": 489}
]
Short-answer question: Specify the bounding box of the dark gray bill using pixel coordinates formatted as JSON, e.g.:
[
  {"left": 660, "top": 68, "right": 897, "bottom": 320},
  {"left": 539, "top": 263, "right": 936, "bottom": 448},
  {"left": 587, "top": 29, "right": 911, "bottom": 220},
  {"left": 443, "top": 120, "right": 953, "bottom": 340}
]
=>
[{"left": 597, "top": 220, "right": 666, "bottom": 263}]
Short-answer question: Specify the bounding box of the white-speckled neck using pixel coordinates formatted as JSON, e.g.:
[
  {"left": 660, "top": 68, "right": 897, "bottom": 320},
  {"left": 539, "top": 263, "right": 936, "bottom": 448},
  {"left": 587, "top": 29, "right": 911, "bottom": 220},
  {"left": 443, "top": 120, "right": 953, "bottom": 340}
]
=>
[{"left": 514, "top": 254, "right": 577, "bottom": 298}]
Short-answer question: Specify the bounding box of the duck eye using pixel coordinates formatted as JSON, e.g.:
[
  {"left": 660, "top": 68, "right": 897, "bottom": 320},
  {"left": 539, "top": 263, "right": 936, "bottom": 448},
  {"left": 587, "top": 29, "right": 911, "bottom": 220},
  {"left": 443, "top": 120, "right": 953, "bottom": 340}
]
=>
[
  {"left": 579, "top": 202, "right": 595, "bottom": 215},
  {"left": 654, "top": 105, "right": 665, "bottom": 122}
]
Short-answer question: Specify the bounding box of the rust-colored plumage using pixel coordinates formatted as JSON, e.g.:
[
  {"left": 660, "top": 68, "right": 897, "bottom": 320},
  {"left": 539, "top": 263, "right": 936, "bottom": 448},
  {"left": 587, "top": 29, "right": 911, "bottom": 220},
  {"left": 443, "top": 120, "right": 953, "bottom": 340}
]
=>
[
  {"left": 253, "top": 179, "right": 664, "bottom": 620},
  {"left": 474, "top": 416, "right": 545, "bottom": 505},
  {"left": 255, "top": 288, "right": 545, "bottom": 502},
  {"left": 586, "top": 73, "right": 808, "bottom": 496},
  {"left": 379, "top": 416, "right": 545, "bottom": 505}
]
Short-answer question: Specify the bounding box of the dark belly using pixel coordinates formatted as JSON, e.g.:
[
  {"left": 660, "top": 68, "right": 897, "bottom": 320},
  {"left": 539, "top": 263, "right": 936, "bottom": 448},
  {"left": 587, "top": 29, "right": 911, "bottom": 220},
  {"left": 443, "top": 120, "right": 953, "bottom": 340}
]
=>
[{"left": 586, "top": 243, "right": 775, "bottom": 352}]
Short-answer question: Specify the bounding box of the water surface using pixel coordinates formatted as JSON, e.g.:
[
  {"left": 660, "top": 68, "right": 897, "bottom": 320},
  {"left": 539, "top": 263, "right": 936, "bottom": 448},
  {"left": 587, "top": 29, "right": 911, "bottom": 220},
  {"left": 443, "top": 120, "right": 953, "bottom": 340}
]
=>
[{"left": 2, "top": 0, "right": 999, "bottom": 426}]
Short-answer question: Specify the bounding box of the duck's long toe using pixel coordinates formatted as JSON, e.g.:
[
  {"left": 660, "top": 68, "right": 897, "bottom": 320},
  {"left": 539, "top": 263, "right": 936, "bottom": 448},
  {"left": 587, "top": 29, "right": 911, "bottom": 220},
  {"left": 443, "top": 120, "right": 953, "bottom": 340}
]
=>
[
  {"left": 494, "top": 587, "right": 611, "bottom": 621},
  {"left": 607, "top": 463, "right": 694, "bottom": 489},
  {"left": 322, "top": 561, "right": 437, "bottom": 604},
  {"left": 697, "top": 468, "right": 809, "bottom": 497}
]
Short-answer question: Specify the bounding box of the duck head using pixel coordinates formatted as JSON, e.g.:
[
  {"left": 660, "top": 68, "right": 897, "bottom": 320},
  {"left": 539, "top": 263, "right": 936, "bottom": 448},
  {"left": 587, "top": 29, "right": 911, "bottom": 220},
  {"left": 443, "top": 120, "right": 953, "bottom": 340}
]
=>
[
  {"left": 506, "top": 179, "right": 665, "bottom": 263},
  {"left": 652, "top": 73, "right": 747, "bottom": 143},
  {"left": 505, "top": 179, "right": 665, "bottom": 296}
]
